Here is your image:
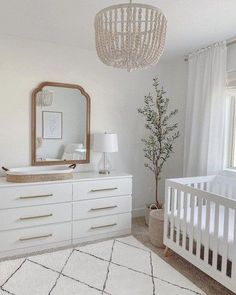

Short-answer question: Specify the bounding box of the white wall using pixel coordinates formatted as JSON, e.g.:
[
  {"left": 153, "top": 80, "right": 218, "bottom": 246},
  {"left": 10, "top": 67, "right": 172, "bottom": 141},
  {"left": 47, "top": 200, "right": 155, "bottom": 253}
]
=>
[
  {"left": 0, "top": 35, "right": 187, "bottom": 215},
  {"left": 156, "top": 60, "right": 188, "bottom": 199}
]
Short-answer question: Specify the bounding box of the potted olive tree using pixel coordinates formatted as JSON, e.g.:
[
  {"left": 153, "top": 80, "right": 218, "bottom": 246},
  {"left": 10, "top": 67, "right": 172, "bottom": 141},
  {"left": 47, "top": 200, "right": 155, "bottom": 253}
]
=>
[{"left": 138, "top": 77, "right": 180, "bottom": 226}]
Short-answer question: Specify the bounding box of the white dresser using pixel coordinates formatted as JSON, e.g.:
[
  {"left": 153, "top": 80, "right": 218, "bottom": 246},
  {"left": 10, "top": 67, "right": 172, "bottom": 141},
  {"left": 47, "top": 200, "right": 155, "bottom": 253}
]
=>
[{"left": 0, "top": 172, "right": 132, "bottom": 259}]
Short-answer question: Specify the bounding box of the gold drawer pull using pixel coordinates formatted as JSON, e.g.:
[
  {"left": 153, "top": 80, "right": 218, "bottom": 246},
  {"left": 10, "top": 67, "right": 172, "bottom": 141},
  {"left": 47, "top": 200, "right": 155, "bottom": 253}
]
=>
[
  {"left": 19, "top": 214, "right": 53, "bottom": 221},
  {"left": 19, "top": 233, "right": 52, "bottom": 242},
  {"left": 90, "top": 223, "right": 117, "bottom": 230},
  {"left": 90, "top": 187, "right": 118, "bottom": 193},
  {"left": 18, "top": 194, "right": 53, "bottom": 200},
  {"left": 90, "top": 205, "right": 118, "bottom": 211}
]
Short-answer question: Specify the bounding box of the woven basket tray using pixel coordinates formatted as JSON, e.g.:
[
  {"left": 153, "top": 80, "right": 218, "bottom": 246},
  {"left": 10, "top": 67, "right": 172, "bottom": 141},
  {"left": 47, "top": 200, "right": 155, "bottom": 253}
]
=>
[
  {"left": 3, "top": 165, "right": 75, "bottom": 183},
  {"left": 6, "top": 173, "right": 73, "bottom": 183}
]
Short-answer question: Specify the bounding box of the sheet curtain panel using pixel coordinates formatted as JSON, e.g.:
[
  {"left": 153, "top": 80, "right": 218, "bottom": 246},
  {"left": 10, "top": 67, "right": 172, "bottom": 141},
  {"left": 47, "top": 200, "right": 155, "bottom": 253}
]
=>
[{"left": 183, "top": 41, "right": 227, "bottom": 176}]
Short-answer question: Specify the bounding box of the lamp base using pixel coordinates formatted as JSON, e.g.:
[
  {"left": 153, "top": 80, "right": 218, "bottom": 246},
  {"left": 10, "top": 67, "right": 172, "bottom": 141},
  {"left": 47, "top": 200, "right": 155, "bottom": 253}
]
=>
[{"left": 99, "top": 170, "right": 110, "bottom": 175}]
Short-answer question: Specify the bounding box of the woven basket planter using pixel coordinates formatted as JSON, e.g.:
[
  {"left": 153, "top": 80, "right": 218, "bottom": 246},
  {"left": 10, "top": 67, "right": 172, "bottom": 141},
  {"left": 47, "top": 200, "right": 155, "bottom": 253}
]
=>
[
  {"left": 145, "top": 203, "right": 159, "bottom": 226},
  {"left": 148, "top": 209, "right": 165, "bottom": 248}
]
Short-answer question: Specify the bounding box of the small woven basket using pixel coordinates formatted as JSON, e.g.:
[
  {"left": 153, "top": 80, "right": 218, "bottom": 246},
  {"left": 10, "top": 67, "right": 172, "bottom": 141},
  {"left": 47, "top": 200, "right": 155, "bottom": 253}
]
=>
[{"left": 148, "top": 209, "right": 165, "bottom": 248}]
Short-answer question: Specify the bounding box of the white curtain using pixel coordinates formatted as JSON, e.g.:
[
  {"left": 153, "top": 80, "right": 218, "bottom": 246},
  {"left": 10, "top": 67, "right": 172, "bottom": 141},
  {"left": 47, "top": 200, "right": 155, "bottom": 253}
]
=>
[{"left": 184, "top": 42, "right": 227, "bottom": 176}]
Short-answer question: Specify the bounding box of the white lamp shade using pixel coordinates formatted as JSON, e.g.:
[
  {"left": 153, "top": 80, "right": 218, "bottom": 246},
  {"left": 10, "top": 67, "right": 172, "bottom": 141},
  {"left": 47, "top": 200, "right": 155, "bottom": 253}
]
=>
[{"left": 93, "top": 133, "right": 118, "bottom": 153}]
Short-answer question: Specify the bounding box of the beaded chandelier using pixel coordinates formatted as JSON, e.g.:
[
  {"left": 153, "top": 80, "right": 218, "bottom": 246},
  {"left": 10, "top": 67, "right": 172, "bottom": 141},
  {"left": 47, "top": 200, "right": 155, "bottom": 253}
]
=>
[{"left": 94, "top": 1, "right": 167, "bottom": 72}]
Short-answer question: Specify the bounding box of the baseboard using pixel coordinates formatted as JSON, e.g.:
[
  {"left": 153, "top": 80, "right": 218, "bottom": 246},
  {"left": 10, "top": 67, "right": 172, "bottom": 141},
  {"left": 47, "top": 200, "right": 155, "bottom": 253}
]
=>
[{"left": 132, "top": 207, "right": 145, "bottom": 218}]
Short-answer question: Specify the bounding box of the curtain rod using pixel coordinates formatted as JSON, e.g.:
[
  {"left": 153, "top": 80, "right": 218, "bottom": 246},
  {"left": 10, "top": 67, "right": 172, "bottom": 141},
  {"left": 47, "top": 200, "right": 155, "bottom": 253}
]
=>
[{"left": 184, "top": 38, "right": 236, "bottom": 62}]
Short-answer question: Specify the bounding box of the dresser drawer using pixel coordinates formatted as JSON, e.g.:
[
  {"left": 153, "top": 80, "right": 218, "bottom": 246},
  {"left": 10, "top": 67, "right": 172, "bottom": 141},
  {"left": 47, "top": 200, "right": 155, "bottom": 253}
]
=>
[
  {"left": 73, "top": 178, "right": 132, "bottom": 201},
  {"left": 73, "top": 213, "right": 131, "bottom": 239},
  {"left": 73, "top": 196, "right": 131, "bottom": 220},
  {"left": 0, "top": 222, "right": 72, "bottom": 252},
  {"left": 0, "top": 203, "right": 72, "bottom": 231},
  {"left": 0, "top": 183, "right": 73, "bottom": 209}
]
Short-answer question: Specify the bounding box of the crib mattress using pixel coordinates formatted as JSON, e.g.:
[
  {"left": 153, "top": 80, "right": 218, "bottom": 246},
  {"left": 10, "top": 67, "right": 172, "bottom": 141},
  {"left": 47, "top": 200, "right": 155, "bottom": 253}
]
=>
[{"left": 170, "top": 204, "right": 235, "bottom": 260}]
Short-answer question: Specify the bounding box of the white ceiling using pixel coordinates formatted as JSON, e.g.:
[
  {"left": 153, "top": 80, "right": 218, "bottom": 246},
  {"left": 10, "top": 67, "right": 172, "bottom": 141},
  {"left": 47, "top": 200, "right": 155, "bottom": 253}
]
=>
[{"left": 0, "top": 0, "right": 236, "bottom": 59}]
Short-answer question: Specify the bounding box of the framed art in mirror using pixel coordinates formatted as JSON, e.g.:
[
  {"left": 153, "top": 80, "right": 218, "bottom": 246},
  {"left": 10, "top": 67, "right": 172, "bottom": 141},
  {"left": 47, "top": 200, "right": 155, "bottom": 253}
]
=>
[{"left": 32, "top": 82, "right": 90, "bottom": 166}]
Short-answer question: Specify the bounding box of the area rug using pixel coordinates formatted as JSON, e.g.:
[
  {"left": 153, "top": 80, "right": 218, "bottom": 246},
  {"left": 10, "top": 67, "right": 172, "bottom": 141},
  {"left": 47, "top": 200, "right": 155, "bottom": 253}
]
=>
[{"left": 0, "top": 236, "right": 205, "bottom": 295}]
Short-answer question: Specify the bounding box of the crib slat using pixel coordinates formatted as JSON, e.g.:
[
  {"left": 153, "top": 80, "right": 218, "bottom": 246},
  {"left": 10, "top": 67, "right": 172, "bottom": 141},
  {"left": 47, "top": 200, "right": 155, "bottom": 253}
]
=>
[
  {"left": 222, "top": 206, "right": 229, "bottom": 275},
  {"left": 212, "top": 181, "right": 216, "bottom": 194},
  {"left": 204, "top": 199, "right": 211, "bottom": 264},
  {"left": 212, "top": 181, "right": 218, "bottom": 195},
  {"left": 189, "top": 194, "right": 195, "bottom": 254},
  {"left": 232, "top": 209, "right": 236, "bottom": 279},
  {"left": 176, "top": 190, "right": 181, "bottom": 245},
  {"left": 170, "top": 188, "right": 175, "bottom": 242},
  {"left": 164, "top": 186, "right": 171, "bottom": 240},
  {"left": 206, "top": 181, "right": 212, "bottom": 193},
  {"left": 212, "top": 203, "right": 220, "bottom": 269},
  {"left": 182, "top": 192, "right": 188, "bottom": 250},
  {"left": 200, "top": 182, "right": 205, "bottom": 191},
  {"left": 196, "top": 196, "right": 203, "bottom": 258}
]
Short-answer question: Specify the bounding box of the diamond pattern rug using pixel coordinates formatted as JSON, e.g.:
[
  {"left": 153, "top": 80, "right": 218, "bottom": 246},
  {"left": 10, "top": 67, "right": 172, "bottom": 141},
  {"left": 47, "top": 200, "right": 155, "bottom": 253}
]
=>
[{"left": 0, "top": 236, "right": 205, "bottom": 295}]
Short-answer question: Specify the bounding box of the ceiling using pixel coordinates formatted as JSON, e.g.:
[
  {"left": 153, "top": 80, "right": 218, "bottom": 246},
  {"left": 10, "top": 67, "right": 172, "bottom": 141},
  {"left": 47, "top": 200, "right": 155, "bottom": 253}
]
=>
[{"left": 0, "top": 0, "right": 236, "bottom": 60}]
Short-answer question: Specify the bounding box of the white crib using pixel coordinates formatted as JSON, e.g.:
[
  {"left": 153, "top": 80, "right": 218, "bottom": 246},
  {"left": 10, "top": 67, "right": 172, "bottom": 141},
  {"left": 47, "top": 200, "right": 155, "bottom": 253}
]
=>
[{"left": 164, "top": 175, "right": 236, "bottom": 293}]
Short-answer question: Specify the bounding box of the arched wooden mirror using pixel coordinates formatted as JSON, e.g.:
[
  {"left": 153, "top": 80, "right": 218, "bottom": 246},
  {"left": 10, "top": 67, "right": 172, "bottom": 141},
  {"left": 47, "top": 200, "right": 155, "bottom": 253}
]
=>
[{"left": 32, "top": 82, "right": 90, "bottom": 165}]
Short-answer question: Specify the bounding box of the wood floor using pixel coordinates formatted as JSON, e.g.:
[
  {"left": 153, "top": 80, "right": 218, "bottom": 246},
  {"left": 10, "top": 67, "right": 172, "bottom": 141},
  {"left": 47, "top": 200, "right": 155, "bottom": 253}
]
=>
[{"left": 132, "top": 217, "right": 234, "bottom": 295}]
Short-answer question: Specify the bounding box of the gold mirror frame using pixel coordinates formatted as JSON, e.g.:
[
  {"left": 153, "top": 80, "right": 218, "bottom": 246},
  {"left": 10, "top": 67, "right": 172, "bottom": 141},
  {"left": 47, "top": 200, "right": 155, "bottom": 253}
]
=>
[{"left": 32, "top": 82, "right": 90, "bottom": 166}]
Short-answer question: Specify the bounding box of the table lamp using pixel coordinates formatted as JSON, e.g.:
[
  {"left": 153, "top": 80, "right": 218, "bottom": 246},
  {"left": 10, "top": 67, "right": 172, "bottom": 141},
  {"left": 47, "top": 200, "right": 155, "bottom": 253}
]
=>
[{"left": 93, "top": 133, "right": 118, "bottom": 174}]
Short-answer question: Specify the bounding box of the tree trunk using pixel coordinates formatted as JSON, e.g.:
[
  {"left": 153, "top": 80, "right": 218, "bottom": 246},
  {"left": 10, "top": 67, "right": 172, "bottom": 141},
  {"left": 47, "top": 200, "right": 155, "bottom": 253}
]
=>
[{"left": 155, "top": 175, "right": 159, "bottom": 205}]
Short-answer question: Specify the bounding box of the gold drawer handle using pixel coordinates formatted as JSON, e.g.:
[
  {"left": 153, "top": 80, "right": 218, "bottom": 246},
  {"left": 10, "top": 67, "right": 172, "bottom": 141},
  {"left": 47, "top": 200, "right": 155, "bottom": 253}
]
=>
[
  {"left": 19, "top": 214, "right": 53, "bottom": 221},
  {"left": 18, "top": 194, "right": 53, "bottom": 200},
  {"left": 90, "top": 223, "right": 117, "bottom": 230},
  {"left": 90, "top": 187, "right": 118, "bottom": 193},
  {"left": 90, "top": 205, "right": 118, "bottom": 211},
  {"left": 19, "top": 233, "right": 52, "bottom": 242}
]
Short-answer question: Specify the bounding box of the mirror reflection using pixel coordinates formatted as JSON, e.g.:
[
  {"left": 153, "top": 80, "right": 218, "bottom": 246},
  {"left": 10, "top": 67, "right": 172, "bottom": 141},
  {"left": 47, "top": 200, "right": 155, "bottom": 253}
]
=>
[{"left": 33, "top": 83, "right": 90, "bottom": 165}]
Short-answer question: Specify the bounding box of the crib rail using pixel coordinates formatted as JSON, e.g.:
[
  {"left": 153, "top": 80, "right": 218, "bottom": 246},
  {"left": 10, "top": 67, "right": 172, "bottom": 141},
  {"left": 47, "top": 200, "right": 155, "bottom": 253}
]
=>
[
  {"left": 164, "top": 177, "right": 236, "bottom": 293},
  {"left": 168, "top": 175, "right": 216, "bottom": 186}
]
